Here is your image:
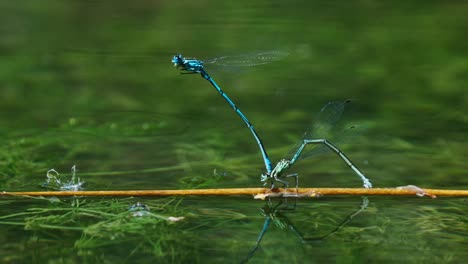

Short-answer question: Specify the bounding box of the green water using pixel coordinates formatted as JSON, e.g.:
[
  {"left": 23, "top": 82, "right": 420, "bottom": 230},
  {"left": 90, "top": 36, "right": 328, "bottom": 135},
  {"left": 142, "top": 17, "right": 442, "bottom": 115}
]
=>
[{"left": 0, "top": 1, "right": 466, "bottom": 263}]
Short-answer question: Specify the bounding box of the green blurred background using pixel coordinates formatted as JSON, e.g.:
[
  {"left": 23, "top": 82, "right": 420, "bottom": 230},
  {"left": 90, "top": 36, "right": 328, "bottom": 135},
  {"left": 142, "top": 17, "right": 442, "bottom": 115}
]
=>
[{"left": 0, "top": 0, "right": 466, "bottom": 263}]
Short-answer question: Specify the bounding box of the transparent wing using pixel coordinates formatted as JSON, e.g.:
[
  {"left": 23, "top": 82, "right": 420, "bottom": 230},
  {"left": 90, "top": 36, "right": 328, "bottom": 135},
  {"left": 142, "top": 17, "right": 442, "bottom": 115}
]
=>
[
  {"left": 308, "top": 100, "right": 348, "bottom": 138},
  {"left": 204, "top": 50, "right": 289, "bottom": 67},
  {"left": 287, "top": 100, "right": 362, "bottom": 160}
]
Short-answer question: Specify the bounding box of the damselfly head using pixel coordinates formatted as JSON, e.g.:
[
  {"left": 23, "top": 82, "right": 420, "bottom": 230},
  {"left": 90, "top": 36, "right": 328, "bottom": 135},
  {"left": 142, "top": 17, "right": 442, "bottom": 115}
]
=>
[{"left": 172, "top": 54, "right": 183, "bottom": 67}]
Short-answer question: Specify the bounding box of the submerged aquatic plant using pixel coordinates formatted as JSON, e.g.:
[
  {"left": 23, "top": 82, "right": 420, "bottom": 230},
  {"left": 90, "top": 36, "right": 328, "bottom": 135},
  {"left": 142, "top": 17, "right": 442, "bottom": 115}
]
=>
[{"left": 0, "top": 196, "right": 192, "bottom": 262}]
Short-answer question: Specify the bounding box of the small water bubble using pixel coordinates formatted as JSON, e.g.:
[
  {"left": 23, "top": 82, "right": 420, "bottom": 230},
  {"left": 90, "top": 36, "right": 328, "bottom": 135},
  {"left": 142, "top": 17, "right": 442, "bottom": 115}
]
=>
[
  {"left": 141, "top": 122, "right": 150, "bottom": 130},
  {"left": 47, "top": 197, "right": 61, "bottom": 203},
  {"left": 213, "top": 168, "right": 228, "bottom": 177},
  {"left": 128, "top": 202, "right": 151, "bottom": 217},
  {"left": 68, "top": 117, "right": 77, "bottom": 126},
  {"left": 157, "top": 120, "right": 168, "bottom": 129}
]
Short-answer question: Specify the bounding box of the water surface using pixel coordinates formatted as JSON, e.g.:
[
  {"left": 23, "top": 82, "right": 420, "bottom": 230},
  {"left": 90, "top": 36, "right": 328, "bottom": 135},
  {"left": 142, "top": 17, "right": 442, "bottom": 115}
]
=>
[{"left": 0, "top": 1, "right": 466, "bottom": 263}]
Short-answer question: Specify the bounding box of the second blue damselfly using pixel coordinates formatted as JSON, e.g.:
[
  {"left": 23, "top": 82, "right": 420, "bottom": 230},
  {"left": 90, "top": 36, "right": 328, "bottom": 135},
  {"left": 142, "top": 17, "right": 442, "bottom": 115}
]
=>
[{"left": 172, "top": 53, "right": 372, "bottom": 189}]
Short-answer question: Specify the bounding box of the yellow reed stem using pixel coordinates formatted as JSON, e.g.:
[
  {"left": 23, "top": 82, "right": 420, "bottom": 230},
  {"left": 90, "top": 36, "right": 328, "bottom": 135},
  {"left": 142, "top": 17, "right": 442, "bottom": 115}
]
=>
[{"left": 1, "top": 187, "right": 467, "bottom": 198}]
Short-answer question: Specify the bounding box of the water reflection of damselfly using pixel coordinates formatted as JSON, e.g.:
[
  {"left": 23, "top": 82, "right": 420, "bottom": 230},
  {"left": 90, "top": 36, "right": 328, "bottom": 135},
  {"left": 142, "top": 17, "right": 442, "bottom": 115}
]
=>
[
  {"left": 172, "top": 53, "right": 372, "bottom": 189},
  {"left": 242, "top": 197, "right": 369, "bottom": 263}
]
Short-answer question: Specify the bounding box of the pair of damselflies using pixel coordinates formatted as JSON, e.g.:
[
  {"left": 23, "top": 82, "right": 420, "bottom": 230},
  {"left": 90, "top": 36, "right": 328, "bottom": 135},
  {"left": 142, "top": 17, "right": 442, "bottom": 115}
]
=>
[{"left": 172, "top": 52, "right": 372, "bottom": 189}]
